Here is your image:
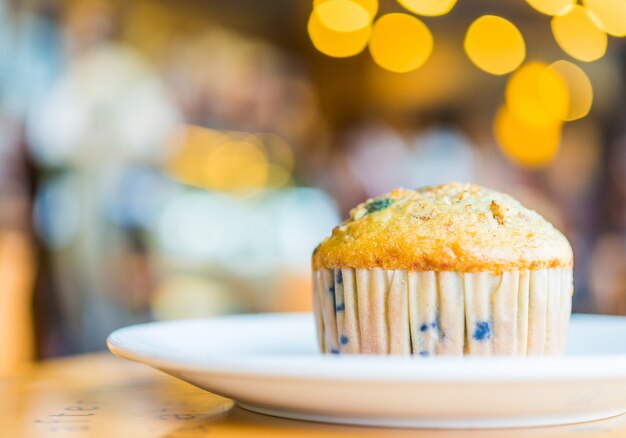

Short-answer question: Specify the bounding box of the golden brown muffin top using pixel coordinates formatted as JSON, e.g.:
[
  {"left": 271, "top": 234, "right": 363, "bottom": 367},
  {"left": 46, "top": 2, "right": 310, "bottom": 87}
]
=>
[{"left": 312, "top": 182, "right": 573, "bottom": 273}]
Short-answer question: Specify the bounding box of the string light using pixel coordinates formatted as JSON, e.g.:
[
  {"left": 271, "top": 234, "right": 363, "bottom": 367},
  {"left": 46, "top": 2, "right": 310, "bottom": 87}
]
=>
[
  {"left": 369, "top": 13, "right": 433, "bottom": 73},
  {"left": 464, "top": 15, "right": 525, "bottom": 75},
  {"left": 304, "top": 0, "right": 602, "bottom": 173},
  {"left": 397, "top": 0, "right": 457, "bottom": 17},
  {"left": 551, "top": 5, "right": 607, "bottom": 62}
]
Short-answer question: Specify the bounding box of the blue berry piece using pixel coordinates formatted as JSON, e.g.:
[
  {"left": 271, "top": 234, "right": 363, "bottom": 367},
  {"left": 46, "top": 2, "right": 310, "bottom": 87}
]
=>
[
  {"left": 330, "top": 348, "right": 340, "bottom": 355},
  {"left": 366, "top": 198, "right": 394, "bottom": 214},
  {"left": 336, "top": 269, "right": 343, "bottom": 284},
  {"left": 420, "top": 323, "right": 429, "bottom": 332},
  {"left": 419, "top": 351, "right": 429, "bottom": 357},
  {"left": 473, "top": 321, "right": 492, "bottom": 341},
  {"left": 328, "top": 284, "right": 335, "bottom": 294},
  {"left": 335, "top": 303, "right": 345, "bottom": 312},
  {"left": 340, "top": 335, "right": 349, "bottom": 345}
]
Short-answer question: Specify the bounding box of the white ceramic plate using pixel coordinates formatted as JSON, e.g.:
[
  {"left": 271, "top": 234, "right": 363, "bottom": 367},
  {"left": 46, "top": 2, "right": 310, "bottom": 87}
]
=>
[{"left": 107, "top": 313, "right": 626, "bottom": 429}]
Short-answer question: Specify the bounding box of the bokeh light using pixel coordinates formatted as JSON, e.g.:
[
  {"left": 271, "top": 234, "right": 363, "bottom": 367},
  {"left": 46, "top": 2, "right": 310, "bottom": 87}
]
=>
[
  {"left": 526, "top": 0, "right": 574, "bottom": 16},
  {"left": 464, "top": 15, "right": 525, "bottom": 75},
  {"left": 314, "top": 0, "right": 378, "bottom": 19},
  {"left": 505, "top": 62, "right": 568, "bottom": 129},
  {"left": 583, "top": 0, "right": 626, "bottom": 37},
  {"left": 494, "top": 105, "right": 562, "bottom": 168},
  {"left": 167, "top": 125, "right": 222, "bottom": 188},
  {"left": 367, "top": 38, "right": 472, "bottom": 111},
  {"left": 314, "top": 0, "right": 370, "bottom": 32},
  {"left": 551, "top": 5, "right": 607, "bottom": 62},
  {"left": 397, "top": 0, "right": 457, "bottom": 17},
  {"left": 546, "top": 61, "right": 593, "bottom": 121},
  {"left": 369, "top": 13, "right": 433, "bottom": 73},
  {"left": 266, "top": 164, "right": 293, "bottom": 188},
  {"left": 167, "top": 125, "right": 293, "bottom": 193},
  {"left": 254, "top": 132, "right": 295, "bottom": 172},
  {"left": 205, "top": 138, "right": 269, "bottom": 193},
  {"left": 308, "top": 8, "right": 371, "bottom": 58}
]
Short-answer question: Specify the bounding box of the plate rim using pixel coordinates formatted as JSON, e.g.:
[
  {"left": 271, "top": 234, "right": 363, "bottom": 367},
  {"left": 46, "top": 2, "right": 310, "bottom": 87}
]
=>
[{"left": 107, "top": 312, "right": 626, "bottom": 383}]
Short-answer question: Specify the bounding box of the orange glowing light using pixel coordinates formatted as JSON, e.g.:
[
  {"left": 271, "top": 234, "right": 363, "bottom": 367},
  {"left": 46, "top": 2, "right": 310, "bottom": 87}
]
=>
[
  {"left": 526, "top": 0, "right": 574, "bottom": 16},
  {"left": 583, "top": 0, "right": 626, "bottom": 37},
  {"left": 464, "top": 15, "right": 526, "bottom": 75},
  {"left": 314, "top": 0, "right": 378, "bottom": 20},
  {"left": 204, "top": 138, "right": 269, "bottom": 192},
  {"left": 397, "top": 0, "right": 457, "bottom": 17},
  {"left": 505, "top": 62, "right": 568, "bottom": 129},
  {"left": 551, "top": 5, "right": 607, "bottom": 62},
  {"left": 314, "top": 0, "right": 370, "bottom": 32},
  {"left": 494, "top": 105, "right": 562, "bottom": 168},
  {"left": 369, "top": 13, "right": 433, "bottom": 73},
  {"left": 308, "top": 9, "right": 371, "bottom": 58},
  {"left": 166, "top": 126, "right": 293, "bottom": 193},
  {"left": 545, "top": 61, "right": 593, "bottom": 121}
]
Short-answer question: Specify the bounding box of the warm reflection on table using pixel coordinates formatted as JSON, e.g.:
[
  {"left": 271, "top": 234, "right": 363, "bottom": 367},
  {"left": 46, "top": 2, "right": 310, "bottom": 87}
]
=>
[{"left": 1, "top": 353, "right": 624, "bottom": 437}]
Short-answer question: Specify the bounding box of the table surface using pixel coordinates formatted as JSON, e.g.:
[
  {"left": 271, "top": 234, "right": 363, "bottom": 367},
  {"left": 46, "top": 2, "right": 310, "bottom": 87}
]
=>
[{"left": 2, "top": 353, "right": 626, "bottom": 438}]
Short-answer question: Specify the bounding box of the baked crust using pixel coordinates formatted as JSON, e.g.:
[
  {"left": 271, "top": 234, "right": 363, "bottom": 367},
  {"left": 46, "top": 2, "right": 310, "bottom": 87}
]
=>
[{"left": 312, "top": 183, "right": 573, "bottom": 273}]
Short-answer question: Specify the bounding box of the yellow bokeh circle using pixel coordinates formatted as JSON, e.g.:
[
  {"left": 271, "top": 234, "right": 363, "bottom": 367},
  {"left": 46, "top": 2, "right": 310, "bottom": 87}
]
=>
[
  {"left": 545, "top": 61, "right": 593, "bottom": 121},
  {"left": 314, "top": 0, "right": 378, "bottom": 20},
  {"left": 167, "top": 125, "right": 222, "bottom": 187},
  {"left": 583, "top": 0, "right": 626, "bottom": 37},
  {"left": 526, "top": 0, "right": 574, "bottom": 16},
  {"left": 506, "top": 62, "right": 568, "bottom": 129},
  {"left": 166, "top": 126, "right": 295, "bottom": 192},
  {"left": 205, "top": 138, "right": 269, "bottom": 192},
  {"left": 308, "top": 10, "right": 371, "bottom": 58},
  {"left": 551, "top": 5, "right": 607, "bottom": 62},
  {"left": 369, "top": 13, "right": 433, "bottom": 73},
  {"left": 537, "top": 65, "right": 571, "bottom": 122},
  {"left": 397, "top": 0, "right": 457, "bottom": 17},
  {"left": 494, "top": 105, "right": 562, "bottom": 169},
  {"left": 314, "top": 0, "right": 370, "bottom": 32},
  {"left": 464, "top": 15, "right": 526, "bottom": 75}
]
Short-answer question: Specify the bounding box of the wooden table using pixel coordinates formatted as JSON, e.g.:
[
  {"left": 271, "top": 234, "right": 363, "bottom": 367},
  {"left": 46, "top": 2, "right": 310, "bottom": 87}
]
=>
[{"left": 1, "top": 353, "right": 625, "bottom": 437}]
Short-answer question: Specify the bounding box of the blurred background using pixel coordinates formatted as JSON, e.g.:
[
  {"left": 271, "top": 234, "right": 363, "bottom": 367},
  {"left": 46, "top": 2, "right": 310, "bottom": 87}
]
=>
[{"left": 1, "top": 0, "right": 625, "bottom": 373}]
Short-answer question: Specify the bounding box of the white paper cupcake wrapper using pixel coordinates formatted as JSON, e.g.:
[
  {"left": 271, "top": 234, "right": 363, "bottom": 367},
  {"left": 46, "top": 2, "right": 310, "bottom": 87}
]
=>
[{"left": 313, "top": 268, "right": 573, "bottom": 356}]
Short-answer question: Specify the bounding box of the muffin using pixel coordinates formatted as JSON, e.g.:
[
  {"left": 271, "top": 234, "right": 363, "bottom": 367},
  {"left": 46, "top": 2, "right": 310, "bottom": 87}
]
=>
[{"left": 312, "top": 183, "right": 573, "bottom": 356}]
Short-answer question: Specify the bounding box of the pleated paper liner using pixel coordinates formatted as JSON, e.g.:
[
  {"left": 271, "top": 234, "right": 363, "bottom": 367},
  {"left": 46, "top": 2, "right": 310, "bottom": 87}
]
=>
[{"left": 313, "top": 268, "right": 573, "bottom": 356}]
